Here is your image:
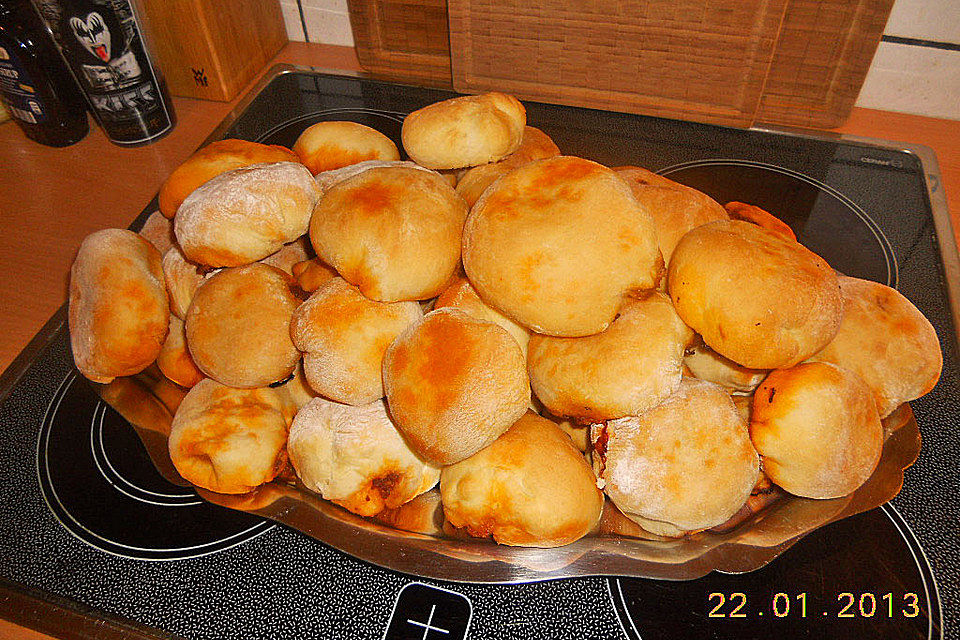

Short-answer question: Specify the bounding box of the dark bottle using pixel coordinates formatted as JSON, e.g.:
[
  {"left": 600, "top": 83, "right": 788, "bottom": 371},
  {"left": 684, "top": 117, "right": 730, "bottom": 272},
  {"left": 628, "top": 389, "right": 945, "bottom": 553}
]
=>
[
  {"left": 0, "top": 0, "right": 88, "bottom": 146},
  {"left": 34, "top": 0, "right": 175, "bottom": 145}
]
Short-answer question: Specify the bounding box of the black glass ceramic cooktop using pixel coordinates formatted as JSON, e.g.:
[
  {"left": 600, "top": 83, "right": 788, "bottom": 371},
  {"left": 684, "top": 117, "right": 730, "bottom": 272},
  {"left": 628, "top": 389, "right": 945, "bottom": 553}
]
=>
[{"left": 0, "top": 69, "right": 957, "bottom": 639}]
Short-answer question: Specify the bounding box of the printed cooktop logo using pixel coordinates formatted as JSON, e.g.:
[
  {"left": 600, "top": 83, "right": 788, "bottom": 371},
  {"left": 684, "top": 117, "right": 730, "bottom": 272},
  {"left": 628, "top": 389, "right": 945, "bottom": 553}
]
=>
[{"left": 70, "top": 12, "right": 111, "bottom": 63}]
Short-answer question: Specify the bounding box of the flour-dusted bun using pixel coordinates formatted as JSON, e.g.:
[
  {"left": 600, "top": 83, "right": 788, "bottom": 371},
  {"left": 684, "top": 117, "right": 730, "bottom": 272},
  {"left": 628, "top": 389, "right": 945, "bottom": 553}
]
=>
[
  {"left": 808, "top": 276, "right": 942, "bottom": 417},
  {"left": 313, "top": 159, "right": 436, "bottom": 196},
  {"left": 615, "top": 166, "right": 728, "bottom": 265},
  {"left": 440, "top": 412, "right": 603, "bottom": 547},
  {"left": 291, "top": 257, "right": 338, "bottom": 293},
  {"left": 402, "top": 92, "right": 526, "bottom": 169},
  {"left": 434, "top": 276, "right": 530, "bottom": 358},
  {"left": 168, "top": 378, "right": 295, "bottom": 494},
  {"left": 185, "top": 263, "right": 301, "bottom": 388},
  {"left": 309, "top": 166, "right": 468, "bottom": 302},
  {"left": 455, "top": 126, "right": 561, "bottom": 206},
  {"left": 69, "top": 229, "right": 169, "bottom": 384},
  {"left": 667, "top": 220, "right": 841, "bottom": 369},
  {"left": 175, "top": 162, "right": 321, "bottom": 267},
  {"left": 684, "top": 340, "right": 768, "bottom": 394},
  {"left": 724, "top": 201, "right": 796, "bottom": 241},
  {"left": 158, "top": 139, "right": 299, "bottom": 218},
  {"left": 288, "top": 397, "right": 439, "bottom": 517},
  {"left": 593, "top": 378, "right": 760, "bottom": 537},
  {"left": 750, "top": 362, "right": 883, "bottom": 499},
  {"left": 156, "top": 314, "right": 204, "bottom": 388},
  {"left": 162, "top": 245, "right": 209, "bottom": 320},
  {"left": 463, "top": 156, "right": 661, "bottom": 336},
  {"left": 382, "top": 308, "right": 530, "bottom": 465},
  {"left": 138, "top": 210, "right": 176, "bottom": 255},
  {"left": 259, "top": 236, "right": 311, "bottom": 275},
  {"left": 528, "top": 293, "right": 693, "bottom": 421},
  {"left": 293, "top": 121, "right": 400, "bottom": 175},
  {"left": 290, "top": 277, "right": 423, "bottom": 405}
]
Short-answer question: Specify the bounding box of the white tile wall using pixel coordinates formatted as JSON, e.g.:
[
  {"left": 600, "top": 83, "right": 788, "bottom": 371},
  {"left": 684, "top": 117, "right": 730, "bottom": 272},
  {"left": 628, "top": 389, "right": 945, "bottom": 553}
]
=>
[{"left": 278, "top": 0, "right": 959, "bottom": 121}]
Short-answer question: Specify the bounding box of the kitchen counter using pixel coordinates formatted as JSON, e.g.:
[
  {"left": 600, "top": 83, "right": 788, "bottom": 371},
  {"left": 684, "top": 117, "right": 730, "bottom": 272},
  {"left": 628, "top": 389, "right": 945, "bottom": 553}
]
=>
[{"left": 0, "top": 40, "right": 958, "bottom": 640}]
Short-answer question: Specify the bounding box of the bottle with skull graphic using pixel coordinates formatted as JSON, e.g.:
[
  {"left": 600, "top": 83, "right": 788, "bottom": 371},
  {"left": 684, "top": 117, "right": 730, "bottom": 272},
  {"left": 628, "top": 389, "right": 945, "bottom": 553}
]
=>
[{"left": 34, "top": 0, "right": 175, "bottom": 145}]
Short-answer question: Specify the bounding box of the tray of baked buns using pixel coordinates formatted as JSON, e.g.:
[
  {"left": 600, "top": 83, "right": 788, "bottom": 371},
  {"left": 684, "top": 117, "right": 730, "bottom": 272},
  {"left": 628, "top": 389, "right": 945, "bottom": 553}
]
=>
[{"left": 72, "top": 90, "right": 940, "bottom": 583}]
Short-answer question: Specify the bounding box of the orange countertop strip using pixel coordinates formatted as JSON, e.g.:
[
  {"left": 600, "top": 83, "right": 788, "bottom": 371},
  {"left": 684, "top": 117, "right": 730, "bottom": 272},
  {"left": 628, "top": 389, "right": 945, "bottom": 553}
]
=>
[{"left": 0, "top": 41, "right": 958, "bottom": 639}]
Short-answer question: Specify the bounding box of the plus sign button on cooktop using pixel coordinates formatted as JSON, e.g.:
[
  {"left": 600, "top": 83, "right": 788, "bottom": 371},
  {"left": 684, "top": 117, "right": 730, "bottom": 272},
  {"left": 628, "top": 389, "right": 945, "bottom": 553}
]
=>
[{"left": 384, "top": 583, "right": 472, "bottom": 640}]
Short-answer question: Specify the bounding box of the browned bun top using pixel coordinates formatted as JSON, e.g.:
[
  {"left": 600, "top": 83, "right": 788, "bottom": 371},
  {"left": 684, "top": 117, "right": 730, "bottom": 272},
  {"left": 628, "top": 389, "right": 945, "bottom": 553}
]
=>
[
  {"left": 724, "top": 201, "right": 796, "bottom": 241},
  {"left": 290, "top": 277, "right": 423, "bottom": 406},
  {"left": 185, "top": 263, "right": 301, "bottom": 388},
  {"left": 168, "top": 378, "right": 294, "bottom": 494},
  {"left": 156, "top": 314, "right": 204, "bottom": 388},
  {"left": 808, "top": 275, "right": 942, "bottom": 417},
  {"left": 292, "top": 121, "right": 400, "bottom": 175},
  {"left": 309, "top": 166, "right": 468, "bottom": 302},
  {"left": 615, "top": 166, "right": 728, "bottom": 264},
  {"left": 291, "top": 257, "right": 338, "bottom": 293},
  {"left": 382, "top": 307, "right": 530, "bottom": 466},
  {"left": 528, "top": 292, "right": 694, "bottom": 422},
  {"left": 594, "top": 377, "right": 759, "bottom": 537},
  {"left": 401, "top": 92, "right": 526, "bottom": 169},
  {"left": 434, "top": 276, "right": 530, "bottom": 357},
  {"left": 750, "top": 362, "right": 883, "bottom": 499},
  {"left": 455, "top": 126, "right": 561, "bottom": 207},
  {"left": 174, "top": 162, "right": 321, "bottom": 268},
  {"left": 440, "top": 412, "right": 603, "bottom": 547},
  {"left": 462, "top": 156, "right": 661, "bottom": 337},
  {"left": 667, "top": 220, "right": 842, "bottom": 369},
  {"left": 69, "top": 229, "right": 169, "bottom": 383},
  {"left": 287, "top": 397, "right": 439, "bottom": 517},
  {"left": 158, "top": 139, "right": 299, "bottom": 218}
]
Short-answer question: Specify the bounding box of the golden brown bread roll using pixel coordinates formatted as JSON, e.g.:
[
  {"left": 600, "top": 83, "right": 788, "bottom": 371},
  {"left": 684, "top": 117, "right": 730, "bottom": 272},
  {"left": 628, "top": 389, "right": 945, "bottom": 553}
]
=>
[
  {"left": 462, "top": 156, "right": 661, "bottom": 337},
  {"left": 750, "top": 362, "right": 883, "bottom": 499},
  {"left": 684, "top": 340, "right": 768, "bottom": 394},
  {"left": 434, "top": 276, "right": 530, "bottom": 358},
  {"left": 287, "top": 397, "right": 439, "bottom": 517},
  {"left": 593, "top": 378, "right": 760, "bottom": 537},
  {"left": 402, "top": 92, "right": 526, "bottom": 169},
  {"left": 615, "top": 166, "right": 728, "bottom": 265},
  {"left": 290, "top": 277, "right": 423, "bottom": 405},
  {"left": 161, "top": 245, "right": 209, "bottom": 320},
  {"left": 440, "top": 412, "right": 603, "bottom": 547},
  {"left": 185, "top": 263, "right": 301, "bottom": 388},
  {"left": 138, "top": 210, "right": 176, "bottom": 255},
  {"left": 259, "top": 236, "right": 311, "bottom": 275},
  {"left": 158, "top": 139, "right": 299, "bottom": 218},
  {"left": 667, "top": 220, "right": 842, "bottom": 369},
  {"left": 168, "top": 378, "right": 295, "bottom": 494},
  {"left": 291, "top": 257, "right": 338, "bottom": 293},
  {"left": 174, "top": 162, "right": 321, "bottom": 267},
  {"left": 382, "top": 308, "right": 530, "bottom": 465},
  {"left": 155, "top": 314, "right": 204, "bottom": 388},
  {"left": 309, "top": 166, "right": 468, "bottom": 302},
  {"left": 313, "top": 159, "right": 435, "bottom": 197},
  {"left": 455, "top": 126, "right": 561, "bottom": 207},
  {"left": 527, "top": 293, "right": 694, "bottom": 421},
  {"left": 808, "top": 275, "right": 942, "bottom": 417},
  {"left": 292, "top": 121, "right": 400, "bottom": 175},
  {"left": 69, "top": 229, "right": 169, "bottom": 383}
]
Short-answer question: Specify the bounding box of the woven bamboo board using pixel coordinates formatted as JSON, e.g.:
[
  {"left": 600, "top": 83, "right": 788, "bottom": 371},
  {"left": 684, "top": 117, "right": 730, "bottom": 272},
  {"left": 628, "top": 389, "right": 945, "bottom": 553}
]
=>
[
  {"left": 347, "top": 0, "right": 453, "bottom": 88},
  {"left": 755, "top": 0, "right": 894, "bottom": 128},
  {"left": 447, "top": 0, "right": 790, "bottom": 127}
]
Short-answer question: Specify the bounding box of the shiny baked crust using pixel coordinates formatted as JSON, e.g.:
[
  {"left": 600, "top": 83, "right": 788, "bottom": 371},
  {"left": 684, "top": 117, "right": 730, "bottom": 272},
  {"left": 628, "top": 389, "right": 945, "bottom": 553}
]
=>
[
  {"left": 69, "top": 229, "right": 169, "bottom": 384},
  {"left": 293, "top": 120, "right": 400, "bottom": 175},
  {"left": 667, "top": 219, "right": 842, "bottom": 369},
  {"left": 462, "top": 156, "right": 662, "bottom": 337},
  {"left": 440, "top": 412, "right": 603, "bottom": 547},
  {"left": 750, "top": 362, "right": 883, "bottom": 499}
]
